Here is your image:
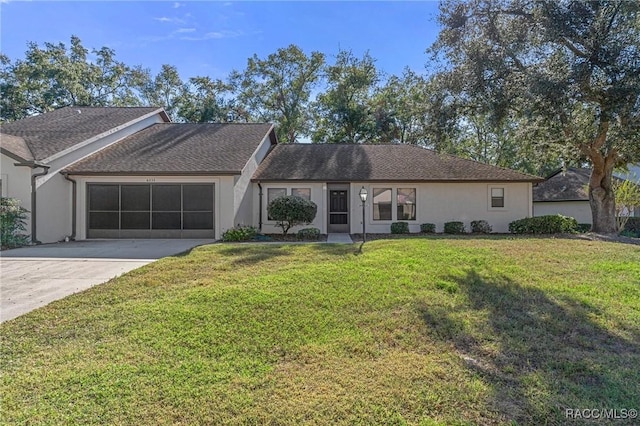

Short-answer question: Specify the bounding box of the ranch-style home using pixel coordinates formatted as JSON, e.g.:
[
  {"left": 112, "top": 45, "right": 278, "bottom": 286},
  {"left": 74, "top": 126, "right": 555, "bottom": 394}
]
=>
[{"left": 1, "top": 106, "right": 542, "bottom": 244}]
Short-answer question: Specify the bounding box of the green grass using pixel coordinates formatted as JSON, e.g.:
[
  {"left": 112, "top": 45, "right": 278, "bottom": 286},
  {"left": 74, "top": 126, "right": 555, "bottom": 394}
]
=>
[{"left": 1, "top": 237, "right": 639, "bottom": 425}]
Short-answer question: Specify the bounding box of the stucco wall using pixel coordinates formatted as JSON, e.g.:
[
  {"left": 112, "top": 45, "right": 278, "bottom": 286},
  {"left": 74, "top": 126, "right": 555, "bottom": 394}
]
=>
[
  {"left": 254, "top": 181, "right": 533, "bottom": 234},
  {"left": 1, "top": 153, "right": 33, "bottom": 236},
  {"left": 36, "top": 173, "right": 73, "bottom": 243},
  {"left": 233, "top": 134, "right": 273, "bottom": 228},
  {"left": 533, "top": 201, "right": 592, "bottom": 224}
]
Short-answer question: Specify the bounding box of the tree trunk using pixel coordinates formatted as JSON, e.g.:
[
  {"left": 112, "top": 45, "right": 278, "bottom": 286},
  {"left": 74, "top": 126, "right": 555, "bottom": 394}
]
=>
[{"left": 589, "top": 153, "right": 618, "bottom": 234}]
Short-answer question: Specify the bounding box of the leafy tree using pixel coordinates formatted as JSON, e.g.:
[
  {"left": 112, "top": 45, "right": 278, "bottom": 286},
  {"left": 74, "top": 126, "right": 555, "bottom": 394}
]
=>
[
  {"left": 612, "top": 176, "right": 640, "bottom": 232},
  {"left": 0, "top": 36, "right": 146, "bottom": 121},
  {"left": 312, "top": 50, "right": 380, "bottom": 144},
  {"left": 230, "top": 45, "right": 325, "bottom": 143},
  {"left": 0, "top": 197, "right": 29, "bottom": 249},
  {"left": 140, "top": 64, "right": 188, "bottom": 121},
  {"left": 433, "top": 0, "right": 640, "bottom": 233},
  {"left": 178, "top": 76, "right": 238, "bottom": 123},
  {"left": 267, "top": 195, "right": 317, "bottom": 235}
]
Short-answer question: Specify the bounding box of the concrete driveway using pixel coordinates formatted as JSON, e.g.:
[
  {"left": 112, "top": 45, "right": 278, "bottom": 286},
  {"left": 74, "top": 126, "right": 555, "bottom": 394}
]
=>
[{"left": 0, "top": 239, "right": 214, "bottom": 323}]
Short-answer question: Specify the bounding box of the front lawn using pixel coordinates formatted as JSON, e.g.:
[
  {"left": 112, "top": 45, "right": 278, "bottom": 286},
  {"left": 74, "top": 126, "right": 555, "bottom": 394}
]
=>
[{"left": 1, "top": 238, "right": 639, "bottom": 425}]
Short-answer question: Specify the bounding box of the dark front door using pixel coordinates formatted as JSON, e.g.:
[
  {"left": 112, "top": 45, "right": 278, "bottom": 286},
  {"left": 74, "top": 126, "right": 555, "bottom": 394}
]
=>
[{"left": 328, "top": 185, "right": 349, "bottom": 233}]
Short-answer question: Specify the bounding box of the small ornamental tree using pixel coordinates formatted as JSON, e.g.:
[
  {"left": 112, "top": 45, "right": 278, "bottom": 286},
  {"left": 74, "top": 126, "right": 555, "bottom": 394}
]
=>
[
  {"left": 612, "top": 177, "right": 640, "bottom": 232},
  {"left": 0, "top": 197, "right": 30, "bottom": 249},
  {"left": 267, "top": 195, "right": 317, "bottom": 235}
]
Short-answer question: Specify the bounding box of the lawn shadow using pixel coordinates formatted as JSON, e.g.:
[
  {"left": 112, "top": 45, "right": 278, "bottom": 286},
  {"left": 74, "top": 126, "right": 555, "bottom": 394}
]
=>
[
  {"left": 217, "top": 244, "right": 291, "bottom": 266},
  {"left": 419, "top": 270, "right": 640, "bottom": 424}
]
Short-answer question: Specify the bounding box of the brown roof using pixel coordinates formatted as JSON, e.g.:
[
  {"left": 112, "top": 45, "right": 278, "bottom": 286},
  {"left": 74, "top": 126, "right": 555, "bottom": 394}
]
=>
[
  {"left": 534, "top": 167, "right": 599, "bottom": 202},
  {"left": 0, "top": 134, "right": 33, "bottom": 161},
  {"left": 0, "top": 106, "right": 167, "bottom": 160},
  {"left": 252, "top": 144, "right": 542, "bottom": 182},
  {"left": 64, "top": 123, "right": 275, "bottom": 175}
]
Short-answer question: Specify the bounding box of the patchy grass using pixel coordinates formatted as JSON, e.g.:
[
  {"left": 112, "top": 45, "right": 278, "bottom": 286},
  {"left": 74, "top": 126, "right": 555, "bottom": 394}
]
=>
[{"left": 1, "top": 237, "right": 639, "bottom": 425}]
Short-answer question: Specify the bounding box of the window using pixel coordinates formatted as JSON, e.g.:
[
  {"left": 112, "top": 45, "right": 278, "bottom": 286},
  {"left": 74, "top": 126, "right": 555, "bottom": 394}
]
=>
[
  {"left": 291, "top": 188, "right": 311, "bottom": 200},
  {"left": 491, "top": 188, "right": 505, "bottom": 208},
  {"left": 397, "top": 188, "right": 416, "bottom": 220},
  {"left": 267, "top": 188, "right": 286, "bottom": 220},
  {"left": 373, "top": 188, "right": 392, "bottom": 220}
]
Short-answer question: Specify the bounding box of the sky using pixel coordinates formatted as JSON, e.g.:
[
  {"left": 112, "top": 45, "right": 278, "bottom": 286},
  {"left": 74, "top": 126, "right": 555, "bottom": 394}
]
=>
[{"left": 0, "top": 1, "right": 443, "bottom": 81}]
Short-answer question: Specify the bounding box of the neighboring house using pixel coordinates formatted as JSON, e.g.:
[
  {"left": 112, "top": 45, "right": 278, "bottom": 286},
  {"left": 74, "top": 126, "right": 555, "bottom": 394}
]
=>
[
  {"left": 533, "top": 167, "right": 639, "bottom": 225},
  {"left": 252, "top": 144, "right": 541, "bottom": 234},
  {"left": 1, "top": 107, "right": 542, "bottom": 243}
]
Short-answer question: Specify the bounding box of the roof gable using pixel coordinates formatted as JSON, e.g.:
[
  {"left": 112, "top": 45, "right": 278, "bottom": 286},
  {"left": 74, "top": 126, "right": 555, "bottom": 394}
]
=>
[
  {"left": 0, "top": 106, "right": 167, "bottom": 161},
  {"left": 252, "top": 144, "right": 542, "bottom": 182},
  {"left": 64, "top": 123, "right": 275, "bottom": 175}
]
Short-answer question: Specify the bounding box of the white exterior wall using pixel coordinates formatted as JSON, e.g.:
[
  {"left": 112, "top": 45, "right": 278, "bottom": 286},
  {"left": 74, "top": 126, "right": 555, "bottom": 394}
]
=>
[
  {"left": 254, "top": 182, "right": 327, "bottom": 234},
  {"left": 74, "top": 175, "right": 226, "bottom": 240},
  {"left": 36, "top": 173, "right": 73, "bottom": 243},
  {"left": 254, "top": 181, "right": 533, "bottom": 234},
  {"left": 233, "top": 134, "right": 273, "bottom": 228},
  {"left": 533, "top": 201, "right": 592, "bottom": 224},
  {"left": 1, "top": 153, "right": 33, "bottom": 234}
]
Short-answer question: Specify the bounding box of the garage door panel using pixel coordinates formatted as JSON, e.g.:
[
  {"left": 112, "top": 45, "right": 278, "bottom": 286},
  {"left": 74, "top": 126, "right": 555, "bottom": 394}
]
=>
[
  {"left": 121, "top": 185, "right": 150, "bottom": 211},
  {"left": 121, "top": 212, "right": 150, "bottom": 229}
]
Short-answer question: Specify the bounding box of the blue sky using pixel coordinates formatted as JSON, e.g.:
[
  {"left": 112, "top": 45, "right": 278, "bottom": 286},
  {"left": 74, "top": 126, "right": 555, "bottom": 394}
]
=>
[{"left": 1, "top": 1, "right": 442, "bottom": 80}]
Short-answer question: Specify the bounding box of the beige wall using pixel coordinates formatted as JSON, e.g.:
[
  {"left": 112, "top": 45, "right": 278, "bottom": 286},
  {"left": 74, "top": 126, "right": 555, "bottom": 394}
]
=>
[
  {"left": 253, "top": 181, "right": 533, "bottom": 234},
  {"left": 36, "top": 173, "right": 73, "bottom": 243},
  {"left": 533, "top": 201, "right": 592, "bottom": 224},
  {"left": 233, "top": 133, "right": 273, "bottom": 228},
  {"left": 1, "top": 153, "right": 33, "bottom": 236}
]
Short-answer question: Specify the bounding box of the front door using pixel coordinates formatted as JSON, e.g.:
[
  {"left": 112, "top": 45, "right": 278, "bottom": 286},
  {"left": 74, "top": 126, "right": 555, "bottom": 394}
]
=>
[{"left": 327, "top": 185, "right": 349, "bottom": 233}]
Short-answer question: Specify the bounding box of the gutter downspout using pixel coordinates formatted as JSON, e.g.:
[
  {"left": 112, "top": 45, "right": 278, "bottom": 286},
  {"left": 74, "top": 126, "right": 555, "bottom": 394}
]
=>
[
  {"left": 257, "top": 182, "right": 263, "bottom": 232},
  {"left": 62, "top": 173, "right": 77, "bottom": 240},
  {"left": 30, "top": 165, "right": 50, "bottom": 244}
]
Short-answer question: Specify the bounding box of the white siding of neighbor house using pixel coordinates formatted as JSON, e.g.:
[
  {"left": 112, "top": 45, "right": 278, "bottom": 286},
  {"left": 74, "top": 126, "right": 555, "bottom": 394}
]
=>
[
  {"left": 74, "top": 175, "right": 224, "bottom": 240},
  {"left": 254, "top": 181, "right": 532, "bottom": 234},
  {"left": 1, "top": 152, "right": 33, "bottom": 235},
  {"left": 533, "top": 201, "right": 592, "bottom": 224},
  {"left": 232, "top": 133, "right": 273, "bottom": 229}
]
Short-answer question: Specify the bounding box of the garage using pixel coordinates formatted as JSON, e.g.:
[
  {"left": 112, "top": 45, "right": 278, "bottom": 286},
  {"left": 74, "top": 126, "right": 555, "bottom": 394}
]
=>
[{"left": 87, "top": 183, "right": 215, "bottom": 238}]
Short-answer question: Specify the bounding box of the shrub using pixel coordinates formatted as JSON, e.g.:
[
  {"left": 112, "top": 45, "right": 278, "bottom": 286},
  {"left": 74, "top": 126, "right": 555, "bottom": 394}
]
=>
[
  {"left": 267, "top": 195, "right": 317, "bottom": 235},
  {"left": 470, "top": 220, "right": 492, "bottom": 234},
  {"left": 420, "top": 223, "right": 436, "bottom": 233},
  {"left": 623, "top": 217, "right": 640, "bottom": 234},
  {"left": 222, "top": 225, "right": 257, "bottom": 242},
  {"left": 576, "top": 223, "right": 592, "bottom": 233},
  {"left": 297, "top": 227, "right": 321, "bottom": 240},
  {"left": 508, "top": 215, "right": 578, "bottom": 234},
  {"left": 0, "top": 197, "right": 30, "bottom": 249},
  {"left": 390, "top": 221, "right": 410, "bottom": 234},
  {"left": 444, "top": 221, "right": 466, "bottom": 234}
]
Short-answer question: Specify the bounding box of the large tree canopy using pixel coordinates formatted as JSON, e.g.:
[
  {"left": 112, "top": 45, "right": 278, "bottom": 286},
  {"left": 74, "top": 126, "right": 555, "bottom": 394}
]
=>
[
  {"left": 230, "top": 45, "right": 325, "bottom": 143},
  {"left": 434, "top": 0, "right": 640, "bottom": 232}
]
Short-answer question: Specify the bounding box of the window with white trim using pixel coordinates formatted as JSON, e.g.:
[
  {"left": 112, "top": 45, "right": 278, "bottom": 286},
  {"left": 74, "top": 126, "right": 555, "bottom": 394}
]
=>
[
  {"left": 397, "top": 188, "right": 416, "bottom": 220},
  {"left": 490, "top": 187, "right": 505, "bottom": 208},
  {"left": 291, "top": 188, "right": 311, "bottom": 200},
  {"left": 373, "top": 188, "right": 392, "bottom": 220},
  {"left": 267, "top": 188, "right": 287, "bottom": 220}
]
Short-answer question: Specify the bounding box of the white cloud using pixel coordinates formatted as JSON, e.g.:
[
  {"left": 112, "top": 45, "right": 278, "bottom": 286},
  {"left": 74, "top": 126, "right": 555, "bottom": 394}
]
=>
[
  {"left": 175, "top": 28, "right": 196, "bottom": 33},
  {"left": 173, "top": 2, "right": 184, "bottom": 8},
  {"left": 180, "top": 30, "right": 241, "bottom": 41},
  {"left": 153, "top": 16, "right": 186, "bottom": 24}
]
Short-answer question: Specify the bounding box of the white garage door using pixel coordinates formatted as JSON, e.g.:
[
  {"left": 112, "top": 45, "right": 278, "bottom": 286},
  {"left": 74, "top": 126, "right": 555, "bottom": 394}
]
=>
[{"left": 87, "top": 183, "right": 215, "bottom": 238}]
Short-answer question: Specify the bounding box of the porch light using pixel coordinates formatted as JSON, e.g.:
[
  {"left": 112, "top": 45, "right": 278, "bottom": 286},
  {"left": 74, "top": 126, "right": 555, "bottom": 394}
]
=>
[{"left": 359, "top": 187, "right": 368, "bottom": 202}]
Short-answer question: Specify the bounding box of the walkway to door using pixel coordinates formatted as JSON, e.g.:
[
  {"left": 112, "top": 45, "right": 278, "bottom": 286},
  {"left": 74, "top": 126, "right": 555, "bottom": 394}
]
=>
[{"left": 327, "top": 233, "right": 353, "bottom": 244}]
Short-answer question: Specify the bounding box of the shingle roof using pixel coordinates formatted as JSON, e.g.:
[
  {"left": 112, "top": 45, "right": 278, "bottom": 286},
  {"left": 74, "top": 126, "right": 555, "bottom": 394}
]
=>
[
  {"left": 64, "top": 123, "right": 275, "bottom": 175},
  {"left": 252, "top": 144, "right": 542, "bottom": 182},
  {"left": 533, "top": 167, "right": 592, "bottom": 202},
  {"left": 0, "top": 134, "right": 33, "bottom": 161},
  {"left": 0, "top": 106, "right": 166, "bottom": 160}
]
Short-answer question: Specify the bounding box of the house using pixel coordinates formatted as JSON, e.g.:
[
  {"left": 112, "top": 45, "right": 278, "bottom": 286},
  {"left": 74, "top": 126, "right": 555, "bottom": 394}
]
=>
[
  {"left": 1, "top": 107, "right": 541, "bottom": 243},
  {"left": 533, "top": 167, "right": 639, "bottom": 225}
]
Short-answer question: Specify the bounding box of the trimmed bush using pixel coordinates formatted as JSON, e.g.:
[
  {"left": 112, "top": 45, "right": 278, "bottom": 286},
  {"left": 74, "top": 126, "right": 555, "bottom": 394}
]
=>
[
  {"left": 420, "top": 223, "right": 436, "bottom": 233},
  {"left": 576, "top": 223, "right": 592, "bottom": 233},
  {"left": 508, "top": 215, "right": 578, "bottom": 234},
  {"left": 268, "top": 195, "right": 318, "bottom": 235},
  {"left": 0, "top": 197, "right": 30, "bottom": 249},
  {"left": 391, "top": 221, "right": 410, "bottom": 234},
  {"left": 222, "top": 225, "right": 257, "bottom": 242},
  {"left": 297, "top": 227, "right": 321, "bottom": 240},
  {"left": 444, "top": 221, "right": 466, "bottom": 234},
  {"left": 470, "top": 220, "right": 492, "bottom": 234}
]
